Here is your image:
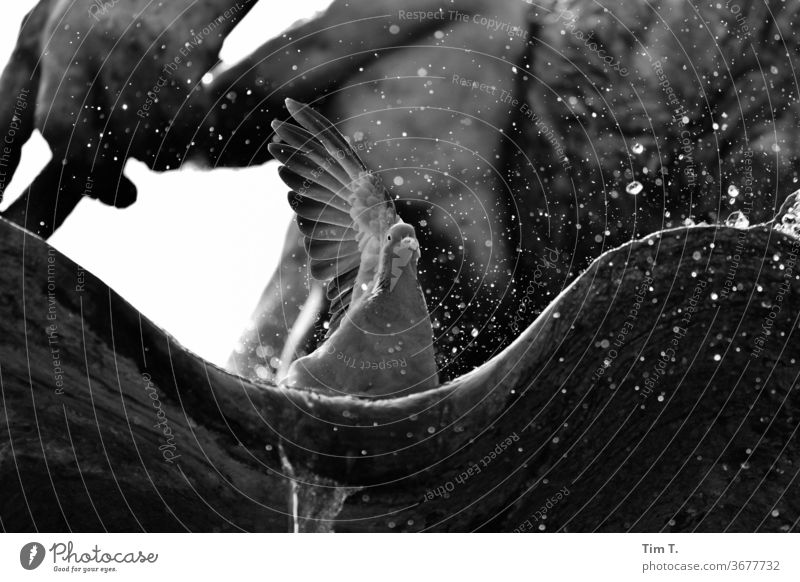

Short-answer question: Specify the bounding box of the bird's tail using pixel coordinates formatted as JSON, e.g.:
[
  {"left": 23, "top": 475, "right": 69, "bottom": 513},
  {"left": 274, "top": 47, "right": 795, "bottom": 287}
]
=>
[{"left": 0, "top": 2, "right": 47, "bottom": 206}]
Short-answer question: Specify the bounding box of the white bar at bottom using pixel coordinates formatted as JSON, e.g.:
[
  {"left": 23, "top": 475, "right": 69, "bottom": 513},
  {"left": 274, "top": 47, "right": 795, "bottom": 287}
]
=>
[{"left": 0, "top": 534, "right": 796, "bottom": 581}]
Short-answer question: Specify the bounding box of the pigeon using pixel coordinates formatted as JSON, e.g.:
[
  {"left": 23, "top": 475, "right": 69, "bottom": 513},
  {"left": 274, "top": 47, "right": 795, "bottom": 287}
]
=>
[{"left": 268, "top": 99, "right": 439, "bottom": 397}]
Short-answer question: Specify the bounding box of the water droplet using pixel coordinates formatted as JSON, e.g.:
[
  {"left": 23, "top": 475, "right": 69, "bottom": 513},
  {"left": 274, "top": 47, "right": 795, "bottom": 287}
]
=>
[
  {"left": 626, "top": 181, "right": 643, "bottom": 195},
  {"left": 727, "top": 185, "right": 740, "bottom": 197},
  {"left": 389, "top": 24, "right": 400, "bottom": 34},
  {"left": 632, "top": 143, "right": 644, "bottom": 154},
  {"left": 393, "top": 176, "right": 404, "bottom": 186}
]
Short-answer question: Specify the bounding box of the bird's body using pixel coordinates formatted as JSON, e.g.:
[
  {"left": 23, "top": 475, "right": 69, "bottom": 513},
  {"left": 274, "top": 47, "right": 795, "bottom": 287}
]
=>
[
  {"left": 284, "top": 235, "right": 439, "bottom": 396},
  {"left": 269, "top": 99, "right": 439, "bottom": 397}
]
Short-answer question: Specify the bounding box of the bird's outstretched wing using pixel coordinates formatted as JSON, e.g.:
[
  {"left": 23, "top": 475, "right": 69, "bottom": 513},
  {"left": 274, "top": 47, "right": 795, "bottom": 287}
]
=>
[{"left": 268, "top": 98, "right": 399, "bottom": 333}]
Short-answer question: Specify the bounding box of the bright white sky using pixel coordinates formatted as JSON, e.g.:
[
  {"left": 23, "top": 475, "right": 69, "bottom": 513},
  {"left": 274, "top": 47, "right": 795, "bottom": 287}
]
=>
[{"left": 0, "top": 0, "right": 332, "bottom": 366}]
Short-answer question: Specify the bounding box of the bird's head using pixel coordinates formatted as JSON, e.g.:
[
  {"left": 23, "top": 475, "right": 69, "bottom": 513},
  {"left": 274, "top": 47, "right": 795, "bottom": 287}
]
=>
[
  {"left": 379, "top": 222, "right": 420, "bottom": 292},
  {"left": 386, "top": 222, "right": 419, "bottom": 252}
]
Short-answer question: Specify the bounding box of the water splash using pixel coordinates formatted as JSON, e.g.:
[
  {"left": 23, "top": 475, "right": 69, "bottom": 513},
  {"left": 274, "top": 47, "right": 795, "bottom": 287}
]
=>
[
  {"left": 725, "top": 211, "right": 749, "bottom": 230},
  {"left": 774, "top": 190, "right": 800, "bottom": 239}
]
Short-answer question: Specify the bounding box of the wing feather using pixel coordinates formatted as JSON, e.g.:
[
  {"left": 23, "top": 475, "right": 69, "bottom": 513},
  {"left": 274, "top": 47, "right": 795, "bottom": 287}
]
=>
[
  {"left": 285, "top": 98, "right": 367, "bottom": 178},
  {"left": 278, "top": 167, "right": 350, "bottom": 213},
  {"left": 296, "top": 217, "right": 357, "bottom": 241},
  {"left": 305, "top": 239, "right": 360, "bottom": 261},
  {"left": 270, "top": 144, "right": 347, "bottom": 194},
  {"left": 289, "top": 192, "right": 352, "bottom": 228},
  {"left": 272, "top": 121, "right": 353, "bottom": 186},
  {"left": 310, "top": 253, "right": 361, "bottom": 281}
]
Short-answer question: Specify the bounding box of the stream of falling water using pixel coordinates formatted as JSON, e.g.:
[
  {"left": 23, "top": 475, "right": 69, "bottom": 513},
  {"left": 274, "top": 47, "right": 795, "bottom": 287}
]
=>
[{"left": 280, "top": 444, "right": 362, "bottom": 532}]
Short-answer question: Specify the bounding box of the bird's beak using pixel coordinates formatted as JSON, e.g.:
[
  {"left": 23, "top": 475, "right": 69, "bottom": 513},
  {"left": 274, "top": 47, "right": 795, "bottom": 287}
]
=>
[{"left": 399, "top": 236, "right": 419, "bottom": 253}]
